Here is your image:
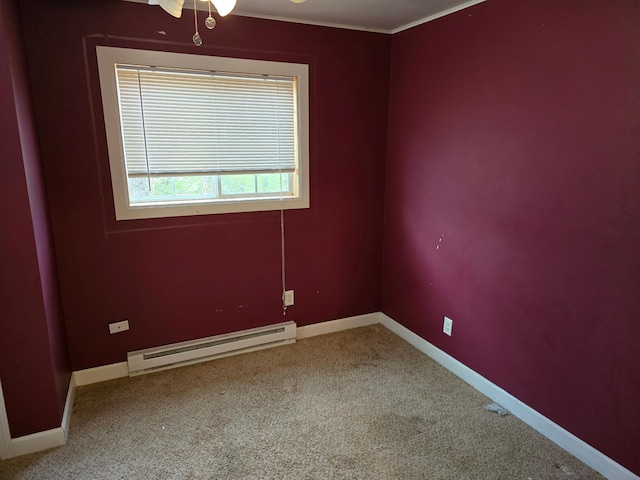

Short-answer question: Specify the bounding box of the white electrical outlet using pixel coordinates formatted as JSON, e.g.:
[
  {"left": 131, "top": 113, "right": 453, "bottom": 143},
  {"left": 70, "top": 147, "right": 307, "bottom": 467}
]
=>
[
  {"left": 109, "top": 319, "right": 129, "bottom": 334},
  {"left": 283, "top": 290, "right": 295, "bottom": 307},
  {"left": 443, "top": 316, "right": 453, "bottom": 336}
]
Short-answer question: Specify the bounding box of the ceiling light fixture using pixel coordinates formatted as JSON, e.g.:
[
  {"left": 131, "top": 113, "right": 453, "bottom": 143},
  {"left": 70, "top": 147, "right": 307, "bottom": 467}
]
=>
[
  {"left": 157, "top": 0, "right": 236, "bottom": 45},
  {"left": 156, "top": 0, "right": 305, "bottom": 46}
]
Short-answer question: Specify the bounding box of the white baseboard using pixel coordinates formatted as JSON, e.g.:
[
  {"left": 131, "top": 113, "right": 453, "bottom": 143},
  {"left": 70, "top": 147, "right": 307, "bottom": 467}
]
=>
[
  {"left": 4, "top": 313, "right": 636, "bottom": 478},
  {"left": 61, "top": 375, "right": 76, "bottom": 442},
  {"left": 72, "top": 314, "right": 381, "bottom": 387},
  {"left": 72, "top": 362, "right": 129, "bottom": 387},
  {"left": 0, "top": 315, "right": 380, "bottom": 461},
  {"left": 9, "top": 425, "right": 66, "bottom": 458},
  {"left": 296, "top": 312, "right": 379, "bottom": 339},
  {"left": 0, "top": 374, "right": 76, "bottom": 459},
  {"left": 73, "top": 312, "right": 380, "bottom": 387},
  {"left": 0, "top": 380, "right": 11, "bottom": 460},
  {"left": 378, "top": 313, "right": 639, "bottom": 480}
]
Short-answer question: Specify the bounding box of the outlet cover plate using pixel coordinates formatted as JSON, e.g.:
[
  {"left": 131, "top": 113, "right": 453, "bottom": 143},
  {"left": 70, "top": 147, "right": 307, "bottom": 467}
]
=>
[
  {"left": 443, "top": 316, "right": 453, "bottom": 336},
  {"left": 284, "top": 290, "right": 294, "bottom": 307},
  {"left": 109, "top": 319, "right": 130, "bottom": 334}
]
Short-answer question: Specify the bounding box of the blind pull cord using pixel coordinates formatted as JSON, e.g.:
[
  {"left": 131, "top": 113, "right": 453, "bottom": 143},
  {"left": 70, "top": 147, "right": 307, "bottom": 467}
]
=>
[
  {"left": 275, "top": 79, "right": 287, "bottom": 316},
  {"left": 136, "top": 71, "right": 152, "bottom": 191}
]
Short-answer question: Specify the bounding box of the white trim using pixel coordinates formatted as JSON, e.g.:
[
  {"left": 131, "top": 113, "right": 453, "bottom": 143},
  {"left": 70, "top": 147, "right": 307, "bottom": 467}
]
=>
[
  {"left": 0, "top": 379, "right": 12, "bottom": 460},
  {"left": 72, "top": 315, "right": 382, "bottom": 387},
  {"left": 296, "top": 312, "right": 379, "bottom": 339},
  {"left": 71, "top": 315, "right": 381, "bottom": 387},
  {"left": 9, "top": 427, "right": 66, "bottom": 458},
  {"left": 0, "top": 376, "right": 76, "bottom": 459},
  {"left": 378, "top": 313, "right": 639, "bottom": 480},
  {"left": 391, "top": 0, "right": 487, "bottom": 34},
  {"left": 96, "top": 47, "right": 310, "bottom": 221},
  {"left": 61, "top": 376, "right": 76, "bottom": 442},
  {"left": 73, "top": 362, "right": 129, "bottom": 387},
  {"left": 3, "top": 313, "right": 636, "bottom": 477}
]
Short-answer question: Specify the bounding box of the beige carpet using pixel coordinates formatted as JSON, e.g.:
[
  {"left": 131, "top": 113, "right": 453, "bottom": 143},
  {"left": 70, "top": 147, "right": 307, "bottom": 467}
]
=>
[{"left": 0, "top": 325, "right": 603, "bottom": 479}]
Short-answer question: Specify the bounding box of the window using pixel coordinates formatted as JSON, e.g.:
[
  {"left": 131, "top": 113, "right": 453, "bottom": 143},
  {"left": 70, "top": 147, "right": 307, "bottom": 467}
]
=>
[{"left": 96, "top": 47, "right": 309, "bottom": 220}]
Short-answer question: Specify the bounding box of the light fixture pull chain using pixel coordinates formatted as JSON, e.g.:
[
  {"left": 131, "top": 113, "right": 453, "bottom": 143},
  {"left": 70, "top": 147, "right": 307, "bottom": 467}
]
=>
[
  {"left": 206, "top": 1, "right": 217, "bottom": 29},
  {"left": 192, "top": 0, "right": 202, "bottom": 46}
]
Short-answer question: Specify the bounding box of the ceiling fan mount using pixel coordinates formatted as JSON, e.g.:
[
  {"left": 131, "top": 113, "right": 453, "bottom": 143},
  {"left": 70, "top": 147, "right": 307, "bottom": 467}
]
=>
[{"left": 156, "top": 0, "right": 305, "bottom": 45}]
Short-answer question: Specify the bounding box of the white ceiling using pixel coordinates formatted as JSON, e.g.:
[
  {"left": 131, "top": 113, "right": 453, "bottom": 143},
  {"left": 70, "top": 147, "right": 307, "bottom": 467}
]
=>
[
  {"left": 231, "top": 0, "right": 485, "bottom": 33},
  {"left": 129, "top": 0, "right": 486, "bottom": 34}
]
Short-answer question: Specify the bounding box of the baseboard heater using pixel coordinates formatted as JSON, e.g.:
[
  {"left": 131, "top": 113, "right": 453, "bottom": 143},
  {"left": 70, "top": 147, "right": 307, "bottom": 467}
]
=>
[{"left": 127, "top": 321, "right": 297, "bottom": 376}]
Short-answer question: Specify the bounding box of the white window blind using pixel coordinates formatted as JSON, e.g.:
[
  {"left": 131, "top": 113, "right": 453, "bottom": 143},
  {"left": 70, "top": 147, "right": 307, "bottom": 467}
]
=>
[{"left": 115, "top": 66, "right": 297, "bottom": 178}]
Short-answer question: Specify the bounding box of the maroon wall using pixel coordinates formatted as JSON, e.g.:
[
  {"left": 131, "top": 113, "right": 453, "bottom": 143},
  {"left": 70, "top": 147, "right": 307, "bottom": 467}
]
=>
[
  {"left": 0, "top": 0, "right": 71, "bottom": 437},
  {"left": 382, "top": 0, "right": 640, "bottom": 474},
  {"left": 17, "top": 1, "right": 390, "bottom": 371}
]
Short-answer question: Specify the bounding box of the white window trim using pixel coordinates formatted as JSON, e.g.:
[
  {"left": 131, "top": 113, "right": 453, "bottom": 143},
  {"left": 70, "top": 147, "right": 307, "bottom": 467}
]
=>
[{"left": 96, "top": 46, "right": 310, "bottom": 220}]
